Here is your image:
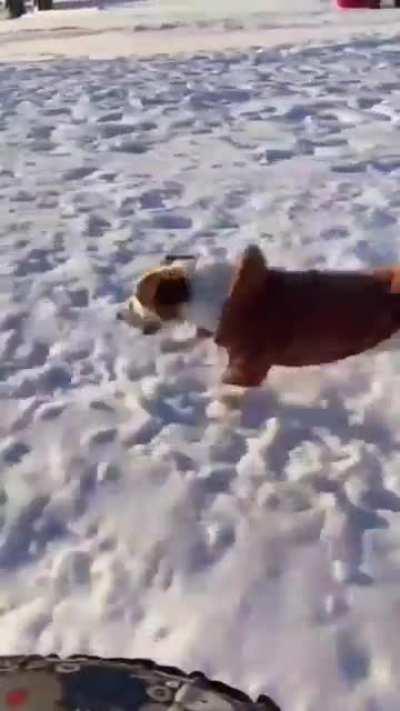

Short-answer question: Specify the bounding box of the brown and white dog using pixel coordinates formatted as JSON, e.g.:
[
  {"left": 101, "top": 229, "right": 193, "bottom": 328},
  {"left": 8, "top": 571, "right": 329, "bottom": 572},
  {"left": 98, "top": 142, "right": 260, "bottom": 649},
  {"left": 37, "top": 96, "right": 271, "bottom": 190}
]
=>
[{"left": 117, "top": 245, "right": 400, "bottom": 388}]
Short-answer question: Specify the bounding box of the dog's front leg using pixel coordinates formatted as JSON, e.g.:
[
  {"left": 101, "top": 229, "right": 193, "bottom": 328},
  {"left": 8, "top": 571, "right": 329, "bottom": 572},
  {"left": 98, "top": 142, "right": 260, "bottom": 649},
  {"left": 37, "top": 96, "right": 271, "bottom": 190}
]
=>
[{"left": 222, "top": 352, "right": 270, "bottom": 388}]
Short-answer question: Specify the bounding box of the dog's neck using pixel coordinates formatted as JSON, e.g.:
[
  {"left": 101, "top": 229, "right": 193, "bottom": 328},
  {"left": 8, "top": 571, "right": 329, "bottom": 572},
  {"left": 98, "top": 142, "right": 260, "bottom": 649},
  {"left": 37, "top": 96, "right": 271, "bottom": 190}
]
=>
[{"left": 183, "top": 258, "right": 235, "bottom": 334}]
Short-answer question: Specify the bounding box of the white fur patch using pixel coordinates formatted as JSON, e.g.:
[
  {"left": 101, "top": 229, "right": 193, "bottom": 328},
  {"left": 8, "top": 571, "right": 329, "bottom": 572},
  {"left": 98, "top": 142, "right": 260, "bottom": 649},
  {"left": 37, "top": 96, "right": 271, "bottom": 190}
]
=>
[{"left": 182, "top": 258, "right": 235, "bottom": 334}]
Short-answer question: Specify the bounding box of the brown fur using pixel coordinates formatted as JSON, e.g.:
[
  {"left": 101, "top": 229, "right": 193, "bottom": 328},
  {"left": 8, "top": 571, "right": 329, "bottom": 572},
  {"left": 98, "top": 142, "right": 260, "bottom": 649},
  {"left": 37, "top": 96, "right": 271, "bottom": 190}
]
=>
[
  {"left": 136, "top": 267, "right": 191, "bottom": 322},
  {"left": 215, "top": 246, "right": 400, "bottom": 387}
]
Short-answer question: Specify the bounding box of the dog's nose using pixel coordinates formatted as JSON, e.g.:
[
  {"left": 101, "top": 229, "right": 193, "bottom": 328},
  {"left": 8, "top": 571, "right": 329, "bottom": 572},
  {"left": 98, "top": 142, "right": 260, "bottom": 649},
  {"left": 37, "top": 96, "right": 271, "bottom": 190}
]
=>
[{"left": 116, "top": 311, "right": 123, "bottom": 321}]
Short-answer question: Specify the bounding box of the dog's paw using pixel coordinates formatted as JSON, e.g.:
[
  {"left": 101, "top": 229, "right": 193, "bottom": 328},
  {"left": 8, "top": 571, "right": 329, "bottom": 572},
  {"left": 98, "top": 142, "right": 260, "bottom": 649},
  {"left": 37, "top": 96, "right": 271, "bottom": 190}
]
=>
[{"left": 222, "top": 364, "right": 268, "bottom": 388}]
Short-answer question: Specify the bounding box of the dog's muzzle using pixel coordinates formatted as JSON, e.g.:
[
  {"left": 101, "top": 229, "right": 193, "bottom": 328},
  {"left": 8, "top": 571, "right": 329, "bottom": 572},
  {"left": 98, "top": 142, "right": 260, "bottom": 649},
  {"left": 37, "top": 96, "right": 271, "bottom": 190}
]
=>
[{"left": 116, "top": 297, "right": 162, "bottom": 335}]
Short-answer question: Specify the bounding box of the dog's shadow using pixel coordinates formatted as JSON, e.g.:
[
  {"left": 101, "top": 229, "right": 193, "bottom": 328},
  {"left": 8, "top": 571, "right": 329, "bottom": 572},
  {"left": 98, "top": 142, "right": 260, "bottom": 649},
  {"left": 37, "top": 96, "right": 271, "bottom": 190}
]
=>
[
  {"left": 228, "top": 373, "right": 400, "bottom": 587},
  {"left": 240, "top": 384, "right": 394, "bottom": 458}
]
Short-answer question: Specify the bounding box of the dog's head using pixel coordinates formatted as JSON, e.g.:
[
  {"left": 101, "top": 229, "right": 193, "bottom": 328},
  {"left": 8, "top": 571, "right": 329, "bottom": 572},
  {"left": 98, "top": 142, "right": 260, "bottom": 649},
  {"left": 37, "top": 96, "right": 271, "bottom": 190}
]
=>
[{"left": 117, "top": 255, "right": 195, "bottom": 334}]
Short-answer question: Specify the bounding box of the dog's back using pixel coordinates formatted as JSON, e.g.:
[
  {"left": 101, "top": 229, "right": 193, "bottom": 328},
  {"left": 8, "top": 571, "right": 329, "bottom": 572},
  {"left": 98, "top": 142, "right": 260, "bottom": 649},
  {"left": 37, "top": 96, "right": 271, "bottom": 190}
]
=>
[
  {"left": 216, "top": 257, "right": 400, "bottom": 371},
  {"left": 267, "top": 267, "right": 400, "bottom": 366}
]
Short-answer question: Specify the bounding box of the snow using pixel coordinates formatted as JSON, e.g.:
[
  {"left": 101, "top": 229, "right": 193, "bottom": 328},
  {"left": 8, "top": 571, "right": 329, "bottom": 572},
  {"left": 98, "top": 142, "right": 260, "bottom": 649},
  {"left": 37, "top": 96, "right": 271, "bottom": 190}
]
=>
[{"left": 2, "top": 1, "right": 400, "bottom": 710}]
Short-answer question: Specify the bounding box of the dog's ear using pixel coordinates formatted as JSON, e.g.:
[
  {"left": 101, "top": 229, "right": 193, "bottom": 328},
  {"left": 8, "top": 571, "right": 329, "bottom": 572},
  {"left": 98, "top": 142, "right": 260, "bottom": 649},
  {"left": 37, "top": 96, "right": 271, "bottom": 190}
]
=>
[
  {"left": 136, "top": 271, "right": 164, "bottom": 312},
  {"left": 151, "top": 268, "right": 191, "bottom": 321},
  {"left": 233, "top": 245, "right": 267, "bottom": 298},
  {"left": 155, "top": 270, "right": 191, "bottom": 307},
  {"left": 136, "top": 268, "right": 190, "bottom": 322}
]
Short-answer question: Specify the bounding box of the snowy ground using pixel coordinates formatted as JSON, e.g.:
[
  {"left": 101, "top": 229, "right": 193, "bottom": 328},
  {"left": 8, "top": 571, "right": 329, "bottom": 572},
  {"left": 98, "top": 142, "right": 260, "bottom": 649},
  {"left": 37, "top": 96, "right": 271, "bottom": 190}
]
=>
[
  {"left": 2, "top": 2, "right": 400, "bottom": 711},
  {"left": 3, "top": 0, "right": 400, "bottom": 61}
]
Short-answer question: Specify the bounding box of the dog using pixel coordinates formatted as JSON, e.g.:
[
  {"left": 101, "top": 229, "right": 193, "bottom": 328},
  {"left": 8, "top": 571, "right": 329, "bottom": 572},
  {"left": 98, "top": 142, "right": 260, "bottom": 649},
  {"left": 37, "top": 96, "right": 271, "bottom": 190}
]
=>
[{"left": 117, "top": 245, "right": 400, "bottom": 387}]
